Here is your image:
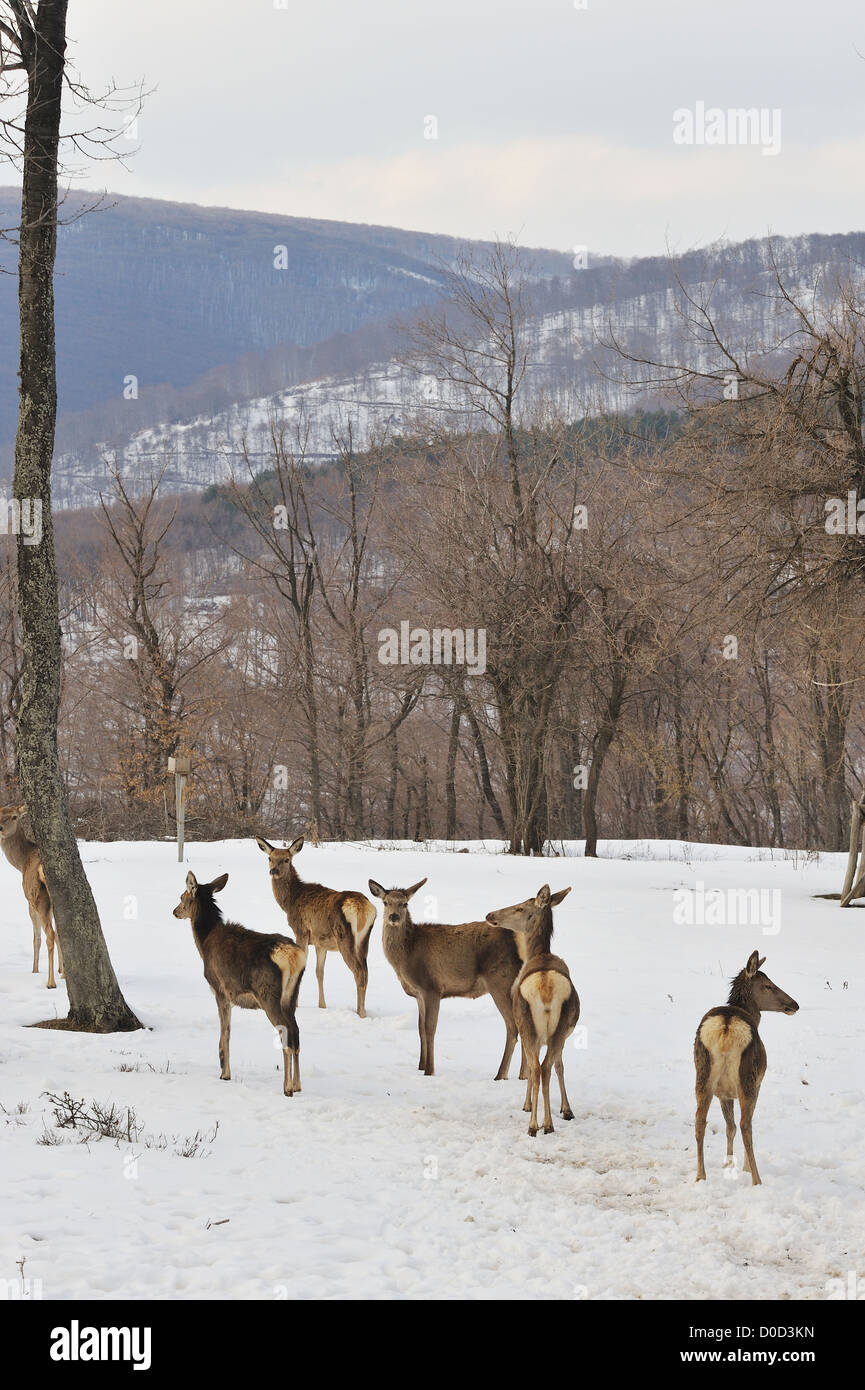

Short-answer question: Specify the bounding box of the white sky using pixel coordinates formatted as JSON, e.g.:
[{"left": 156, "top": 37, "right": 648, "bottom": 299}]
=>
[{"left": 51, "top": 0, "right": 865, "bottom": 256}]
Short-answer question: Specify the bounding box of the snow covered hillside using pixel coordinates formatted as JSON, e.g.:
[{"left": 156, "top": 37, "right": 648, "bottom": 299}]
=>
[
  {"left": 47, "top": 230, "right": 865, "bottom": 507},
  {"left": 0, "top": 838, "right": 862, "bottom": 1301}
]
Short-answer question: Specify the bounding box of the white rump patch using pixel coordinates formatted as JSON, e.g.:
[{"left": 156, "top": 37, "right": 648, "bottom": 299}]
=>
[
  {"left": 699, "top": 1015, "right": 753, "bottom": 1098},
  {"left": 519, "top": 971, "right": 571, "bottom": 1043}
]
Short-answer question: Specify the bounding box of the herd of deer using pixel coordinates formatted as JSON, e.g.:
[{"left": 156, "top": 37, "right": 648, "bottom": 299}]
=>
[{"left": 0, "top": 807, "right": 800, "bottom": 1181}]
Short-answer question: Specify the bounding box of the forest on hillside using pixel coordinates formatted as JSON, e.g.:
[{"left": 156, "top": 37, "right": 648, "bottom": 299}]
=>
[{"left": 1, "top": 244, "right": 863, "bottom": 855}]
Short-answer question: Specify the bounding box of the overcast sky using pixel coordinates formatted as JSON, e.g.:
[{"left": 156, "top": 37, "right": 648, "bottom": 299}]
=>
[{"left": 46, "top": 0, "right": 865, "bottom": 256}]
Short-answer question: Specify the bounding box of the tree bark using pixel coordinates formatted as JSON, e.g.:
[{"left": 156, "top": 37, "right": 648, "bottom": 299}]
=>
[
  {"left": 445, "top": 695, "right": 461, "bottom": 840},
  {"left": 583, "top": 664, "right": 627, "bottom": 858},
  {"left": 12, "top": 0, "right": 140, "bottom": 1031}
]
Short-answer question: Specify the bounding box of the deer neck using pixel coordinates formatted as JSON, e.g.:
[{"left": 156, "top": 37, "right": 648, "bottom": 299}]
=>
[
  {"left": 522, "top": 909, "right": 554, "bottom": 961},
  {"left": 0, "top": 826, "right": 33, "bottom": 875},
  {"left": 191, "top": 903, "right": 222, "bottom": 954},
  {"left": 275, "top": 861, "right": 302, "bottom": 911},
  {"left": 727, "top": 975, "right": 760, "bottom": 1026},
  {"left": 383, "top": 910, "right": 415, "bottom": 961}
]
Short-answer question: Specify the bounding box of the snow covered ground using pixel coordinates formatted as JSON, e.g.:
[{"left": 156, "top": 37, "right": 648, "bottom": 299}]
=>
[{"left": 0, "top": 837, "right": 862, "bottom": 1301}]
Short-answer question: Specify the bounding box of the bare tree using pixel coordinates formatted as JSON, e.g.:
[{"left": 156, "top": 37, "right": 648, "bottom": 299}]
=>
[{"left": 2, "top": 0, "right": 139, "bottom": 1029}]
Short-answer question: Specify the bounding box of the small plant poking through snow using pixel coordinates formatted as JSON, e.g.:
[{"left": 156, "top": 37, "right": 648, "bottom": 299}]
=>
[
  {"left": 171, "top": 1124, "right": 218, "bottom": 1159},
  {"left": 0, "top": 1100, "right": 30, "bottom": 1126},
  {"left": 44, "top": 1091, "right": 142, "bottom": 1142},
  {"left": 115, "top": 1059, "right": 173, "bottom": 1074},
  {"left": 38, "top": 1092, "right": 217, "bottom": 1157}
]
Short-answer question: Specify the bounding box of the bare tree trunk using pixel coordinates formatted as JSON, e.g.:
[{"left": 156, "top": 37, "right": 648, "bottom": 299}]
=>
[
  {"left": 583, "top": 666, "right": 627, "bottom": 858},
  {"left": 445, "top": 694, "right": 461, "bottom": 840},
  {"left": 11, "top": 0, "right": 140, "bottom": 1031},
  {"left": 671, "top": 658, "right": 690, "bottom": 840},
  {"left": 462, "top": 697, "right": 507, "bottom": 838},
  {"left": 385, "top": 726, "right": 398, "bottom": 839}
]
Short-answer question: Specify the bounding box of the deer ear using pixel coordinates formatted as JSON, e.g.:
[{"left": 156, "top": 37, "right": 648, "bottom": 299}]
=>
[
  {"left": 15, "top": 803, "right": 26, "bottom": 815},
  {"left": 758, "top": 954, "right": 767, "bottom": 969},
  {"left": 210, "top": 873, "right": 229, "bottom": 893},
  {"left": 405, "top": 878, "right": 428, "bottom": 899},
  {"left": 368, "top": 879, "right": 385, "bottom": 899},
  {"left": 549, "top": 886, "right": 571, "bottom": 907},
  {"left": 256, "top": 836, "right": 274, "bottom": 854},
  {"left": 186, "top": 871, "right": 198, "bottom": 892},
  {"left": 745, "top": 950, "right": 761, "bottom": 976},
  {"left": 535, "top": 885, "right": 551, "bottom": 907},
  {"left": 288, "top": 836, "right": 304, "bottom": 855}
]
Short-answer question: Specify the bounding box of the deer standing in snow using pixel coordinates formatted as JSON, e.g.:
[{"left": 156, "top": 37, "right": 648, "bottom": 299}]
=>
[
  {"left": 694, "top": 950, "right": 798, "bottom": 1185},
  {"left": 485, "top": 885, "right": 578, "bottom": 1135},
  {"left": 368, "top": 876, "right": 528, "bottom": 1080},
  {"left": 173, "top": 871, "right": 306, "bottom": 1096},
  {"left": 256, "top": 835, "right": 376, "bottom": 1017},
  {"left": 0, "top": 803, "right": 63, "bottom": 989}
]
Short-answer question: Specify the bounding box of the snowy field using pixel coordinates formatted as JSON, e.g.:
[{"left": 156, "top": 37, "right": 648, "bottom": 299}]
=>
[{"left": 1, "top": 837, "right": 862, "bottom": 1301}]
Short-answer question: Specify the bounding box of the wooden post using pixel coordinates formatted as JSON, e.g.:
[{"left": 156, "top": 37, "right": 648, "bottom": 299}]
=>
[{"left": 168, "top": 755, "right": 191, "bottom": 863}]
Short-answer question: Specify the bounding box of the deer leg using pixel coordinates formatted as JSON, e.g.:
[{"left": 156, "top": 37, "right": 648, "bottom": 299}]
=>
[
  {"left": 353, "top": 953, "right": 368, "bottom": 1020},
  {"left": 285, "top": 1019, "right": 301, "bottom": 1096},
  {"left": 33, "top": 904, "right": 56, "bottom": 989},
  {"left": 43, "top": 919, "right": 57, "bottom": 990},
  {"left": 262, "top": 1002, "right": 300, "bottom": 1098},
  {"left": 217, "top": 997, "right": 232, "bottom": 1080},
  {"left": 422, "top": 992, "right": 440, "bottom": 1077},
  {"left": 314, "top": 946, "right": 327, "bottom": 1009},
  {"left": 29, "top": 905, "right": 41, "bottom": 974},
  {"left": 739, "top": 1093, "right": 761, "bottom": 1186},
  {"left": 527, "top": 1058, "right": 541, "bottom": 1136},
  {"left": 523, "top": 1072, "right": 532, "bottom": 1112},
  {"left": 720, "top": 1098, "right": 737, "bottom": 1167},
  {"left": 283, "top": 1038, "right": 302, "bottom": 1097},
  {"left": 488, "top": 979, "right": 519, "bottom": 1080},
  {"left": 416, "top": 994, "right": 427, "bottom": 1071},
  {"left": 333, "top": 927, "right": 369, "bottom": 1017},
  {"left": 555, "top": 1054, "right": 574, "bottom": 1120},
  {"left": 540, "top": 1052, "right": 555, "bottom": 1134},
  {"left": 695, "top": 1091, "right": 712, "bottom": 1181},
  {"left": 518, "top": 1041, "right": 528, "bottom": 1082},
  {"left": 494, "top": 1017, "right": 518, "bottom": 1081}
]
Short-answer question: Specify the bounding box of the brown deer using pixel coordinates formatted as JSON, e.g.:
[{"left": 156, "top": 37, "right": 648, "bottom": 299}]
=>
[
  {"left": 0, "top": 803, "right": 62, "bottom": 989},
  {"left": 486, "top": 885, "right": 578, "bottom": 1135},
  {"left": 173, "top": 871, "right": 307, "bottom": 1097},
  {"left": 256, "top": 835, "right": 376, "bottom": 1018},
  {"left": 694, "top": 950, "right": 799, "bottom": 1186},
  {"left": 368, "top": 876, "right": 528, "bottom": 1080}
]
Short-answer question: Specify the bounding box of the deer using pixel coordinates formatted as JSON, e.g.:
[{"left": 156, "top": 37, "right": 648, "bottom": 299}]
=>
[
  {"left": 173, "top": 871, "right": 307, "bottom": 1097},
  {"left": 694, "top": 950, "right": 799, "bottom": 1186},
  {"left": 485, "top": 884, "right": 578, "bottom": 1136},
  {"left": 0, "top": 802, "right": 63, "bottom": 989},
  {"left": 367, "top": 876, "right": 528, "bottom": 1081},
  {"left": 256, "top": 835, "right": 376, "bottom": 1018}
]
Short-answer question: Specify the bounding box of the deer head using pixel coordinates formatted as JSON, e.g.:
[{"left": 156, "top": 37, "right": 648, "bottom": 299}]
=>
[
  {"left": 736, "top": 950, "right": 799, "bottom": 1015},
  {"left": 368, "top": 878, "right": 427, "bottom": 928},
  {"left": 485, "top": 883, "right": 571, "bottom": 933},
  {"left": 173, "top": 870, "right": 229, "bottom": 919},
  {"left": 0, "top": 803, "right": 27, "bottom": 840},
  {"left": 256, "top": 834, "right": 304, "bottom": 882}
]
